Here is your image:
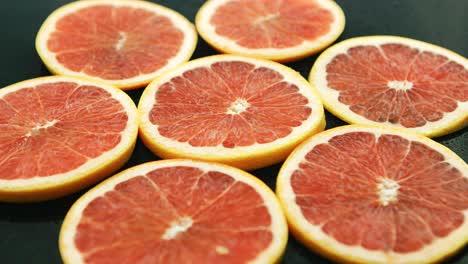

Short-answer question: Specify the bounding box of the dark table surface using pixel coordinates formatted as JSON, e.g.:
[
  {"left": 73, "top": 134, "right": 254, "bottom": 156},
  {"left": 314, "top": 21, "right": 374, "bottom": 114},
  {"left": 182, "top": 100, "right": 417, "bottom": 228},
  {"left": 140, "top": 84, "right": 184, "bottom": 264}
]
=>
[{"left": 0, "top": 0, "right": 466, "bottom": 263}]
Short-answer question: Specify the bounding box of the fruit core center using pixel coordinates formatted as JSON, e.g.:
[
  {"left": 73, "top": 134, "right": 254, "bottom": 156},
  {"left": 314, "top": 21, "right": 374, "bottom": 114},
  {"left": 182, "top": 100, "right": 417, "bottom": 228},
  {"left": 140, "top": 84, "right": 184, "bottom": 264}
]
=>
[
  {"left": 161, "top": 217, "right": 193, "bottom": 240},
  {"left": 227, "top": 99, "right": 250, "bottom": 114},
  {"left": 26, "top": 120, "right": 58, "bottom": 137},
  {"left": 387, "top": 80, "right": 413, "bottom": 91},
  {"left": 216, "top": 246, "right": 230, "bottom": 255},
  {"left": 255, "top": 13, "right": 279, "bottom": 24},
  {"left": 377, "top": 178, "right": 400, "bottom": 206},
  {"left": 115, "top": 32, "right": 127, "bottom": 51}
]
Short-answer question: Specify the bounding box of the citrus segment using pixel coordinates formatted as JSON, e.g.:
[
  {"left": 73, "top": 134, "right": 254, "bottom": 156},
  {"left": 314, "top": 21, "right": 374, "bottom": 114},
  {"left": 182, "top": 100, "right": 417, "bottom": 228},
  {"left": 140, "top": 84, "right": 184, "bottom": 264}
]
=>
[
  {"left": 60, "top": 159, "right": 288, "bottom": 264},
  {"left": 36, "top": 0, "right": 197, "bottom": 89},
  {"left": 310, "top": 36, "right": 468, "bottom": 137},
  {"left": 196, "top": 0, "right": 345, "bottom": 62},
  {"left": 138, "top": 55, "right": 325, "bottom": 170},
  {"left": 0, "top": 76, "right": 138, "bottom": 202},
  {"left": 277, "top": 125, "right": 468, "bottom": 263}
]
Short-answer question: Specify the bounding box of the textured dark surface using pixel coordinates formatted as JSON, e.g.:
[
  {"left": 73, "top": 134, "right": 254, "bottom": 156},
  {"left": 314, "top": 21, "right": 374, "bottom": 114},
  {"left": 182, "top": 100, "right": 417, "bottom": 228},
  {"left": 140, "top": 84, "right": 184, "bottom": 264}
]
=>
[{"left": 0, "top": 0, "right": 466, "bottom": 263}]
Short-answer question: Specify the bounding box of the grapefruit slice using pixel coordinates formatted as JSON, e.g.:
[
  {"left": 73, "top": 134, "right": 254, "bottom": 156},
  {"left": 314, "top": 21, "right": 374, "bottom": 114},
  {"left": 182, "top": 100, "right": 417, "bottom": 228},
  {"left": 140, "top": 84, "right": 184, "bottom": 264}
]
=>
[
  {"left": 310, "top": 36, "right": 468, "bottom": 137},
  {"left": 138, "top": 55, "right": 325, "bottom": 170},
  {"left": 195, "top": 0, "right": 345, "bottom": 62},
  {"left": 0, "top": 76, "right": 138, "bottom": 202},
  {"left": 59, "top": 159, "right": 288, "bottom": 264},
  {"left": 276, "top": 125, "right": 468, "bottom": 263},
  {"left": 36, "top": 0, "right": 197, "bottom": 90}
]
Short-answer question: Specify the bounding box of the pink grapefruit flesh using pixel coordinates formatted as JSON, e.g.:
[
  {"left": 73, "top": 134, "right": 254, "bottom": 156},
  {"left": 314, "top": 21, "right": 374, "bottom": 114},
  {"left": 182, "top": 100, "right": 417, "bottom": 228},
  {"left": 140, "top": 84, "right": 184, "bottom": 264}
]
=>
[
  {"left": 60, "top": 160, "right": 288, "bottom": 263},
  {"left": 138, "top": 55, "right": 325, "bottom": 170},
  {"left": 210, "top": 0, "right": 334, "bottom": 49},
  {"left": 277, "top": 125, "right": 468, "bottom": 263},
  {"left": 47, "top": 5, "right": 183, "bottom": 80},
  {"left": 293, "top": 131, "right": 466, "bottom": 252},
  {"left": 311, "top": 37, "right": 468, "bottom": 137},
  {"left": 0, "top": 82, "right": 126, "bottom": 179},
  {"left": 150, "top": 60, "right": 311, "bottom": 147},
  {"left": 327, "top": 44, "right": 467, "bottom": 127},
  {"left": 76, "top": 167, "right": 271, "bottom": 262},
  {"left": 0, "top": 76, "right": 138, "bottom": 202}
]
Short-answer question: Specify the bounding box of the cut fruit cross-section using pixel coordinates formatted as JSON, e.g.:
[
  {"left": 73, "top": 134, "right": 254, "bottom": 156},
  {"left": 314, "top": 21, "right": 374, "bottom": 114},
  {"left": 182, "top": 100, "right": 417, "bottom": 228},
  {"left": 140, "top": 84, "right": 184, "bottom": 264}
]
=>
[
  {"left": 310, "top": 36, "right": 468, "bottom": 137},
  {"left": 196, "top": 0, "right": 345, "bottom": 62},
  {"left": 36, "top": 0, "right": 197, "bottom": 90},
  {"left": 0, "top": 76, "right": 138, "bottom": 202},
  {"left": 59, "top": 159, "right": 288, "bottom": 264},
  {"left": 138, "top": 55, "right": 325, "bottom": 170},
  {"left": 277, "top": 125, "right": 468, "bottom": 263}
]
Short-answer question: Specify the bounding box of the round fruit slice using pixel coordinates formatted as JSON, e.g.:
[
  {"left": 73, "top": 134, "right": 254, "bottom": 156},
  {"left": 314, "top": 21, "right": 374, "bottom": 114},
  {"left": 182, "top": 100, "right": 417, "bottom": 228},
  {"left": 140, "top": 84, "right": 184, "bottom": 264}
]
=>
[
  {"left": 60, "top": 159, "right": 288, "bottom": 264},
  {"left": 310, "top": 36, "right": 468, "bottom": 137},
  {"left": 277, "top": 125, "right": 468, "bottom": 263},
  {"left": 138, "top": 55, "right": 325, "bottom": 170},
  {"left": 0, "top": 76, "right": 138, "bottom": 202},
  {"left": 36, "top": 0, "right": 197, "bottom": 90},
  {"left": 196, "top": 0, "right": 345, "bottom": 62}
]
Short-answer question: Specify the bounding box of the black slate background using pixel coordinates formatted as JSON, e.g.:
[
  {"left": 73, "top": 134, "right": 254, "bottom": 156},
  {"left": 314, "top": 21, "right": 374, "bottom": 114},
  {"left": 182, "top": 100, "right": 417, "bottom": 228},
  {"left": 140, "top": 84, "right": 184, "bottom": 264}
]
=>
[{"left": 0, "top": 0, "right": 466, "bottom": 263}]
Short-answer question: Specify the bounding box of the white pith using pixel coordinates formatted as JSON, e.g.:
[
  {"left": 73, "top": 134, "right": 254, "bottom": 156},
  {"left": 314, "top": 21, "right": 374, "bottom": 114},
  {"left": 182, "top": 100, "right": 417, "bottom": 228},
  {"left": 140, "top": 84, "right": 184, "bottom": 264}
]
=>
[
  {"left": 254, "top": 13, "right": 279, "bottom": 25},
  {"left": 387, "top": 80, "right": 413, "bottom": 91},
  {"left": 162, "top": 217, "right": 193, "bottom": 240},
  {"left": 114, "top": 32, "right": 127, "bottom": 51},
  {"left": 310, "top": 36, "right": 468, "bottom": 137},
  {"left": 36, "top": 0, "right": 197, "bottom": 88},
  {"left": 377, "top": 178, "right": 400, "bottom": 206},
  {"left": 26, "top": 119, "right": 59, "bottom": 137},
  {"left": 60, "top": 160, "right": 288, "bottom": 264},
  {"left": 0, "top": 76, "right": 138, "bottom": 191},
  {"left": 196, "top": 0, "right": 345, "bottom": 60},
  {"left": 277, "top": 125, "right": 468, "bottom": 263},
  {"left": 216, "top": 246, "right": 230, "bottom": 255},
  {"left": 138, "top": 55, "right": 325, "bottom": 159},
  {"left": 226, "top": 98, "right": 250, "bottom": 115}
]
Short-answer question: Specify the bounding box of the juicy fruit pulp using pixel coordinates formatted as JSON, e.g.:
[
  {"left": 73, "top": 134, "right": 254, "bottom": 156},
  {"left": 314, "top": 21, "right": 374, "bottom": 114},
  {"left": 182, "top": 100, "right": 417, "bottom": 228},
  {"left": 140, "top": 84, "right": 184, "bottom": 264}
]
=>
[
  {"left": 48, "top": 5, "right": 183, "bottom": 80},
  {"left": 210, "top": 0, "right": 334, "bottom": 49},
  {"left": 0, "top": 82, "right": 126, "bottom": 179},
  {"left": 76, "top": 167, "right": 272, "bottom": 262},
  {"left": 138, "top": 55, "right": 325, "bottom": 170},
  {"left": 196, "top": 0, "right": 345, "bottom": 61},
  {"left": 0, "top": 77, "right": 138, "bottom": 201},
  {"left": 150, "top": 60, "right": 312, "bottom": 147},
  {"left": 326, "top": 44, "right": 467, "bottom": 127},
  {"left": 36, "top": 0, "right": 197, "bottom": 89},
  {"left": 311, "top": 36, "right": 468, "bottom": 137},
  {"left": 60, "top": 161, "right": 287, "bottom": 264},
  {"left": 277, "top": 126, "right": 468, "bottom": 263},
  {"left": 293, "top": 132, "right": 466, "bottom": 252}
]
